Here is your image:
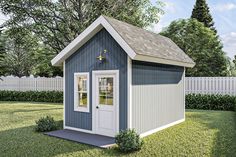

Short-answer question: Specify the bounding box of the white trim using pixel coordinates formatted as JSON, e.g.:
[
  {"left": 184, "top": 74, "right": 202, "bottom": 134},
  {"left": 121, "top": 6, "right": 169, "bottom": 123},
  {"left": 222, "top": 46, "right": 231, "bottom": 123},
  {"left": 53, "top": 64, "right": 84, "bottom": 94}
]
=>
[
  {"left": 64, "top": 126, "right": 94, "bottom": 134},
  {"left": 51, "top": 16, "right": 136, "bottom": 66},
  {"left": 74, "top": 72, "right": 90, "bottom": 113},
  {"left": 134, "top": 55, "right": 195, "bottom": 68},
  {"left": 183, "top": 67, "right": 186, "bottom": 120},
  {"left": 92, "top": 70, "right": 119, "bottom": 137},
  {"left": 63, "top": 62, "right": 66, "bottom": 129},
  {"left": 140, "top": 119, "right": 185, "bottom": 138},
  {"left": 127, "top": 57, "right": 132, "bottom": 128}
]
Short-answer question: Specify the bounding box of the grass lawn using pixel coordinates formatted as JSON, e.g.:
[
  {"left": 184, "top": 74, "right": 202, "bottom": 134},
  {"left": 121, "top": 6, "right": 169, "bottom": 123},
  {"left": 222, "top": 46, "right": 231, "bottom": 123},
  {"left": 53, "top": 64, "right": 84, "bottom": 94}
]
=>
[{"left": 0, "top": 101, "right": 235, "bottom": 157}]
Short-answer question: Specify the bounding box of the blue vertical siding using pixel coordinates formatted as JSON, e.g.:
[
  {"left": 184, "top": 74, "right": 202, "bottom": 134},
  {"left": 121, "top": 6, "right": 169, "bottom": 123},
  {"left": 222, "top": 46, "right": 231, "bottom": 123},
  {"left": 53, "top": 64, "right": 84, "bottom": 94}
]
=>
[{"left": 65, "top": 28, "right": 127, "bottom": 131}]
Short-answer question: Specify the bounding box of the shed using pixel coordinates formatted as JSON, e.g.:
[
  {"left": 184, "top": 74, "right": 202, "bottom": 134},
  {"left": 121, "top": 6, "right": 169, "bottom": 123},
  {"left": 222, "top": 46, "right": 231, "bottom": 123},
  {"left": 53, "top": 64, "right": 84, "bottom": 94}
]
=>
[{"left": 51, "top": 15, "right": 195, "bottom": 138}]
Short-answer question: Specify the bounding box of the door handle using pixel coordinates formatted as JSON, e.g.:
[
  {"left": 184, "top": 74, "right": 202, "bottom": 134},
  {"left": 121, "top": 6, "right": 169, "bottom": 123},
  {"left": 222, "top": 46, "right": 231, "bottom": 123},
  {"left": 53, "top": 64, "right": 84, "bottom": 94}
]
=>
[{"left": 96, "top": 106, "right": 99, "bottom": 109}]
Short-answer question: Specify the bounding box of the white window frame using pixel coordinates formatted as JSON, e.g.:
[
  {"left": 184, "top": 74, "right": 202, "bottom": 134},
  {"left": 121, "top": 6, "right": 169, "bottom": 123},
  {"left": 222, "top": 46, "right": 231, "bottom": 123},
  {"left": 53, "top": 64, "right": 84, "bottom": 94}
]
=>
[{"left": 74, "top": 72, "right": 90, "bottom": 112}]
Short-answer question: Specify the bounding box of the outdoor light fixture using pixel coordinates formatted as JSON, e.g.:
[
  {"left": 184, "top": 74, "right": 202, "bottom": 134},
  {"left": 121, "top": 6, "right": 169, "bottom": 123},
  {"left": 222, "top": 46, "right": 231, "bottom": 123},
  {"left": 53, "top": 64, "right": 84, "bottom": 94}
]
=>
[{"left": 97, "top": 49, "right": 108, "bottom": 62}]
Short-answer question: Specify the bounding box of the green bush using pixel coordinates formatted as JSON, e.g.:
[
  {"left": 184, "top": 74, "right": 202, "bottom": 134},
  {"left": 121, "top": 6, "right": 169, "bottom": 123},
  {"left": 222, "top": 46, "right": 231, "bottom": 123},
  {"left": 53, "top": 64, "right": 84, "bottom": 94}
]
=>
[
  {"left": 115, "top": 129, "right": 143, "bottom": 152},
  {"left": 35, "top": 116, "right": 58, "bottom": 132},
  {"left": 186, "top": 94, "right": 236, "bottom": 111},
  {"left": 0, "top": 90, "right": 63, "bottom": 103}
]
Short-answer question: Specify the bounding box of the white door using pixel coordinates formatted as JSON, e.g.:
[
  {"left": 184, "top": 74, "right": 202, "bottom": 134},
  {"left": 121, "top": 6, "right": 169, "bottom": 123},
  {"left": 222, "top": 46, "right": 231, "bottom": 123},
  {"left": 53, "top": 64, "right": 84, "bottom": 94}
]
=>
[{"left": 93, "top": 70, "right": 119, "bottom": 137}]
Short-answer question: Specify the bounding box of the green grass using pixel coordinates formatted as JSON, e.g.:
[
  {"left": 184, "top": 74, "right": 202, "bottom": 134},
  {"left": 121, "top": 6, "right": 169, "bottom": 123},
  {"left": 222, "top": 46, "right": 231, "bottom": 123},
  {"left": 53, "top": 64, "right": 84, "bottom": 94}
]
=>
[{"left": 0, "top": 101, "right": 235, "bottom": 157}]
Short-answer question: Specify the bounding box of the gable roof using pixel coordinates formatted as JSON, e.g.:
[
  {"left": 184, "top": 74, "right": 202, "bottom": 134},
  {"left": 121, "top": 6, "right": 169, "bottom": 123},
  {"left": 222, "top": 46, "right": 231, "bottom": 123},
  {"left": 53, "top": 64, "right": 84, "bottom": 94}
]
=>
[{"left": 51, "top": 15, "right": 195, "bottom": 67}]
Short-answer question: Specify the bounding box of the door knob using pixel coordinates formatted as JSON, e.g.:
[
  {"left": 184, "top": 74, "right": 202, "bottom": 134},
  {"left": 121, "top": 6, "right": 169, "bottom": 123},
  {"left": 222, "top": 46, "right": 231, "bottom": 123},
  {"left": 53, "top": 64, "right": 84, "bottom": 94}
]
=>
[{"left": 96, "top": 106, "right": 99, "bottom": 109}]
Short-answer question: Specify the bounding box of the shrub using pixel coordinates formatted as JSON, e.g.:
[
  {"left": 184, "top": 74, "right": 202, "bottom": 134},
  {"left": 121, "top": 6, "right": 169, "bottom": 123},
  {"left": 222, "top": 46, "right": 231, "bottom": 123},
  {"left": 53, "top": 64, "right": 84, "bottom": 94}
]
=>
[
  {"left": 0, "top": 90, "right": 63, "bottom": 103},
  {"left": 35, "top": 116, "right": 58, "bottom": 132},
  {"left": 186, "top": 94, "right": 236, "bottom": 111},
  {"left": 115, "top": 129, "right": 143, "bottom": 152}
]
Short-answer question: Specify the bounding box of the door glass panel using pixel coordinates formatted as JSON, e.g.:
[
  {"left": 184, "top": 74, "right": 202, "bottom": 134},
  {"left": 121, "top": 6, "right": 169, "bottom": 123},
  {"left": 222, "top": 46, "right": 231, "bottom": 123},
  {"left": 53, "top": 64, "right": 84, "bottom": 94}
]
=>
[{"left": 99, "top": 77, "right": 113, "bottom": 105}]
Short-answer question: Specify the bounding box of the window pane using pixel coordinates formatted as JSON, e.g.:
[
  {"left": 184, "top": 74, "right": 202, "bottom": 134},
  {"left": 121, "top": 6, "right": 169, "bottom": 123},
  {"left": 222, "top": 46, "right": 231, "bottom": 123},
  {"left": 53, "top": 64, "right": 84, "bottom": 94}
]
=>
[
  {"left": 78, "top": 75, "right": 87, "bottom": 92},
  {"left": 99, "top": 77, "right": 113, "bottom": 105},
  {"left": 78, "top": 92, "right": 87, "bottom": 108},
  {"left": 75, "top": 74, "right": 88, "bottom": 110}
]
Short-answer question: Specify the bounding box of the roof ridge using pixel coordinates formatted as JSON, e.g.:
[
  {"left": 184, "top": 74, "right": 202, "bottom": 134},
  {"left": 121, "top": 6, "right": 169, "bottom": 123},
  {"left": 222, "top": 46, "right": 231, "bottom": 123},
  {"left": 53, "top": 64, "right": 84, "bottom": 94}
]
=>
[{"left": 102, "top": 15, "right": 165, "bottom": 38}]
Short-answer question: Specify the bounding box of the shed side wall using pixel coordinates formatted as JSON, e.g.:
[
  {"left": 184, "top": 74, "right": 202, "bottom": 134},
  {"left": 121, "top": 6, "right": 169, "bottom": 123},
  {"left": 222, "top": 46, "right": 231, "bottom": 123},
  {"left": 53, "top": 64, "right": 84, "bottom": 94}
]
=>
[
  {"left": 131, "top": 61, "right": 184, "bottom": 134},
  {"left": 65, "top": 28, "right": 127, "bottom": 131}
]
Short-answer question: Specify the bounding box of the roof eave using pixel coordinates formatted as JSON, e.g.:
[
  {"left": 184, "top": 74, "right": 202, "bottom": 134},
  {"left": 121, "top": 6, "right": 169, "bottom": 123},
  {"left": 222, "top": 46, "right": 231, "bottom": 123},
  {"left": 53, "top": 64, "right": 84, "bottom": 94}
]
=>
[{"left": 134, "top": 54, "right": 195, "bottom": 68}]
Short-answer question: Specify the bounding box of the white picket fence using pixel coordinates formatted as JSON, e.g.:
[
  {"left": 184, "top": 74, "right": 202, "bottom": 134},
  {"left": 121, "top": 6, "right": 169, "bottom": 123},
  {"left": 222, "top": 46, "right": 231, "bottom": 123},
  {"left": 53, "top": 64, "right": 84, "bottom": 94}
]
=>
[
  {"left": 0, "top": 76, "right": 236, "bottom": 95},
  {"left": 0, "top": 76, "right": 63, "bottom": 91},
  {"left": 185, "top": 77, "right": 236, "bottom": 95}
]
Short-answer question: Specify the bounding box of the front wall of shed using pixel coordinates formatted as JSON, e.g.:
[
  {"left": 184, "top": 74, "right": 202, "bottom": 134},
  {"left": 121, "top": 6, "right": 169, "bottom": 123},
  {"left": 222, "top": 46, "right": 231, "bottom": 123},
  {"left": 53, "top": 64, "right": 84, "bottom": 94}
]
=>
[
  {"left": 65, "top": 28, "right": 128, "bottom": 131},
  {"left": 132, "top": 61, "right": 184, "bottom": 134}
]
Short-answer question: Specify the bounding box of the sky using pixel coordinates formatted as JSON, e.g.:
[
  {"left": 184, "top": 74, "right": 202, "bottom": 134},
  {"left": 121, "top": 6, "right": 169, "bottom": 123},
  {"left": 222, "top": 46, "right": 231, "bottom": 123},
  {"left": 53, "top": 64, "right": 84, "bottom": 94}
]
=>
[
  {"left": 0, "top": 0, "right": 235, "bottom": 59},
  {"left": 151, "top": 0, "right": 236, "bottom": 60}
]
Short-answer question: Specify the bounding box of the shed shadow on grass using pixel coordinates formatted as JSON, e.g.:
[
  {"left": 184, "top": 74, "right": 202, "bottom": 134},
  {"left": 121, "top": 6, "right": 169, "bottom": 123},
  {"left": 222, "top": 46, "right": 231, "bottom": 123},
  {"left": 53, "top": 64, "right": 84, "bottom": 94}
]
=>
[
  {"left": 0, "top": 120, "right": 124, "bottom": 157},
  {"left": 0, "top": 123, "right": 96, "bottom": 157},
  {"left": 187, "top": 110, "right": 236, "bottom": 156}
]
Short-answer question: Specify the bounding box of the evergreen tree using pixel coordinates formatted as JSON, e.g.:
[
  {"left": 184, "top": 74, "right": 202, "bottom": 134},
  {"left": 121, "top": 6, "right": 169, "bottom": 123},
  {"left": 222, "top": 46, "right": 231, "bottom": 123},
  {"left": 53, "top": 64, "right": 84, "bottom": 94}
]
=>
[
  {"left": 191, "top": 0, "right": 216, "bottom": 33},
  {"left": 161, "top": 19, "right": 229, "bottom": 77}
]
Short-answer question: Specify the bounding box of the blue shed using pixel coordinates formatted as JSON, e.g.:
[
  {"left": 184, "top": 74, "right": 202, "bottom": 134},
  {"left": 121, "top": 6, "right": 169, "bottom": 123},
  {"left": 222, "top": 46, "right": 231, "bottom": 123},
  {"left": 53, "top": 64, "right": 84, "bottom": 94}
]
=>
[{"left": 51, "top": 15, "right": 195, "bottom": 138}]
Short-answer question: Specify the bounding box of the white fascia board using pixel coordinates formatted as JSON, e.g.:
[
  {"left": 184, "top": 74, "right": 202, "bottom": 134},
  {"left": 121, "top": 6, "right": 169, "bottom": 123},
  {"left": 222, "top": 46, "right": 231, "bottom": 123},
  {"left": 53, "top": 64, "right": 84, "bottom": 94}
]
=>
[
  {"left": 51, "top": 16, "right": 136, "bottom": 66},
  {"left": 134, "top": 54, "right": 195, "bottom": 68}
]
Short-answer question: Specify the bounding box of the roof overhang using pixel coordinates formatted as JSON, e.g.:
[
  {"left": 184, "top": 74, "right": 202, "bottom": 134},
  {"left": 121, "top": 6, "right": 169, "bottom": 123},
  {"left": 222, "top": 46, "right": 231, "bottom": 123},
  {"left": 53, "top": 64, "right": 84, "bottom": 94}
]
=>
[
  {"left": 134, "top": 55, "right": 195, "bottom": 68},
  {"left": 51, "top": 15, "right": 195, "bottom": 68}
]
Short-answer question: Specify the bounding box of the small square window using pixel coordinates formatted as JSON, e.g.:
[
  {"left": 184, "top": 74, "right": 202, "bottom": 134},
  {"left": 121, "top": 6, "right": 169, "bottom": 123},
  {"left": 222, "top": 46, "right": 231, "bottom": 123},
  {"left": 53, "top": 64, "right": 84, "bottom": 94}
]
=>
[{"left": 74, "top": 73, "right": 89, "bottom": 112}]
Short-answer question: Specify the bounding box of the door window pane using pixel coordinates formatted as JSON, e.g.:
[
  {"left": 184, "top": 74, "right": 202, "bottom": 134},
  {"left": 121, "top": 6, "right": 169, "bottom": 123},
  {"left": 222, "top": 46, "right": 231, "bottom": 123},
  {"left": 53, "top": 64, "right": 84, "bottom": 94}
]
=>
[{"left": 99, "top": 77, "right": 113, "bottom": 105}]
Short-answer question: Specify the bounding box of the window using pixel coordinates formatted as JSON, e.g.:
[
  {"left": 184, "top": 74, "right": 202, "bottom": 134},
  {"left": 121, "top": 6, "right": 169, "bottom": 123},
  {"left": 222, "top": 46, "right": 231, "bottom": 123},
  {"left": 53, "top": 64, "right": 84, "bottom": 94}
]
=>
[
  {"left": 74, "top": 72, "right": 89, "bottom": 112},
  {"left": 99, "top": 77, "right": 114, "bottom": 105}
]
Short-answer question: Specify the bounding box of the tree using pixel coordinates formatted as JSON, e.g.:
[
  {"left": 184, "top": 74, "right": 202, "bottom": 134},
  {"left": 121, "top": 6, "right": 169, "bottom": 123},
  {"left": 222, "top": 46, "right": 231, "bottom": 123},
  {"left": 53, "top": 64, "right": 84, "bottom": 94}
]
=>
[
  {"left": 0, "top": 0, "right": 164, "bottom": 77},
  {"left": 191, "top": 0, "right": 216, "bottom": 33},
  {"left": 0, "top": 29, "right": 6, "bottom": 76},
  {"left": 161, "top": 19, "right": 229, "bottom": 77},
  {"left": 0, "top": 0, "right": 164, "bottom": 54},
  {"left": 231, "top": 55, "right": 236, "bottom": 76},
  {"left": 233, "top": 55, "right": 236, "bottom": 65},
  {"left": 31, "top": 46, "right": 63, "bottom": 77},
  {"left": 2, "top": 28, "right": 40, "bottom": 77}
]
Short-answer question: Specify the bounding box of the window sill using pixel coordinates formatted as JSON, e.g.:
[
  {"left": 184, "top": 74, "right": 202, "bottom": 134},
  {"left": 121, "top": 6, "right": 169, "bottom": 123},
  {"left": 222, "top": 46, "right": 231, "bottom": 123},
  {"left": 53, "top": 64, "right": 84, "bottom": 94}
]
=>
[{"left": 74, "top": 107, "right": 90, "bottom": 113}]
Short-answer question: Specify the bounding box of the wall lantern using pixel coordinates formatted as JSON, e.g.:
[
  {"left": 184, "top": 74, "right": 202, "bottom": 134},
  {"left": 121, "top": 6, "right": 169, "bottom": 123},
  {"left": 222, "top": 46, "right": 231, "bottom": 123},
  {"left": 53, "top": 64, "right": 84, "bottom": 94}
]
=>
[{"left": 97, "top": 49, "right": 108, "bottom": 62}]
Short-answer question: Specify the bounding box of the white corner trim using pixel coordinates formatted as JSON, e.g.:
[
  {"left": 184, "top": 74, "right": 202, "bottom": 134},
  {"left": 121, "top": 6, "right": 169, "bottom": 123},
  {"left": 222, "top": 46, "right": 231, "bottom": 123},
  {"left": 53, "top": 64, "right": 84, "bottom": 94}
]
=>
[
  {"left": 51, "top": 15, "right": 136, "bottom": 66},
  {"left": 74, "top": 72, "right": 90, "bottom": 113},
  {"left": 64, "top": 126, "right": 94, "bottom": 134},
  {"left": 140, "top": 119, "right": 185, "bottom": 138},
  {"left": 127, "top": 57, "right": 132, "bottom": 129},
  {"left": 63, "top": 62, "right": 66, "bottom": 129},
  {"left": 134, "top": 55, "right": 195, "bottom": 68},
  {"left": 183, "top": 67, "right": 186, "bottom": 120}
]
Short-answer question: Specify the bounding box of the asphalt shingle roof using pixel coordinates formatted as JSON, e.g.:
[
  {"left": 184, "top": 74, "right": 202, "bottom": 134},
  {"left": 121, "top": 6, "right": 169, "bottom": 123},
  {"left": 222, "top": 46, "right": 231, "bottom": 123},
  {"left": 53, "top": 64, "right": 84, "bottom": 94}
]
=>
[{"left": 104, "top": 16, "right": 195, "bottom": 65}]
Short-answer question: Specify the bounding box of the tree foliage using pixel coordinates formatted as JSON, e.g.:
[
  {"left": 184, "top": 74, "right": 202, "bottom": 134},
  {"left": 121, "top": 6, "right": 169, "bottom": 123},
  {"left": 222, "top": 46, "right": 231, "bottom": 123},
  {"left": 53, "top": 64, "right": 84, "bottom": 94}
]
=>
[
  {"left": 230, "top": 55, "right": 236, "bottom": 76},
  {"left": 0, "top": 0, "right": 164, "bottom": 77},
  {"left": 161, "top": 19, "right": 229, "bottom": 77},
  {"left": 1, "top": 28, "right": 38, "bottom": 77},
  {"left": 191, "top": 0, "right": 216, "bottom": 33},
  {"left": 233, "top": 55, "right": 236, "bottom": 65},
  {"left": 0, "top": 0, "right": 164, "bottom": 53},
  {"left": 0, "top": 29, "right": 7, "bottom": 76}
]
